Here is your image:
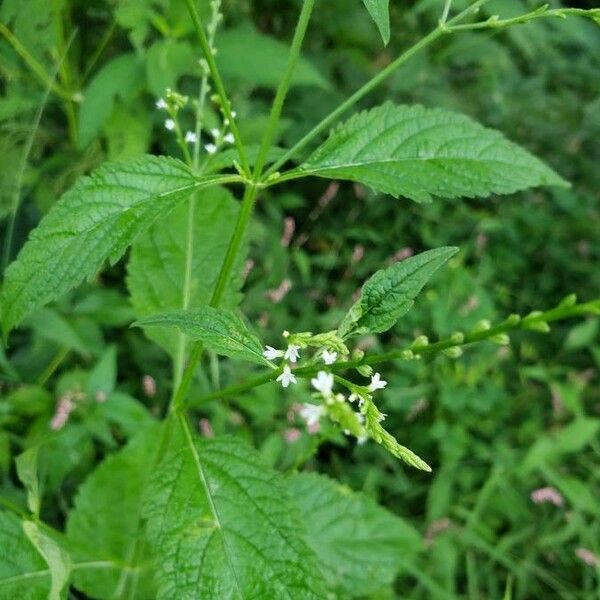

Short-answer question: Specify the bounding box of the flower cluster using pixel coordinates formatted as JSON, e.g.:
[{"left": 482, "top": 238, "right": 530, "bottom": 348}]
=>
[
  {"left": 263, "top": 330, "right": 389, "bottom": 444},
  {"left": 155, "top": 86, "right": 236, "bottom": 155}
]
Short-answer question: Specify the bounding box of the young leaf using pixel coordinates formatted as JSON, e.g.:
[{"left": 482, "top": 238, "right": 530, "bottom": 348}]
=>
[
  {"left": 144, "top": 432, "right": 327, "bottom": 599},
  {"left": 127, "top": 187, "right": 246, "bottom": 357},
  {"left": 362, "top": 0, "right": 391, "bottom": 45},
  {"left": 287, "top": 473, "right": 422, "bottom": 596},
  {"left": 134, "top": 307, "right": 269, "bottom": 366},
  {"left": 0, "top": 511, "right": 52, "bottom": 597},
  {"left": 66, "top": 424, "right": 160, "bottom": 599},
  {"left": 22, "top": 522, "right": 72, "bottom": 600},
  {"left": 292, "top": 103, "right": 568, "bottom": 202},
  {"left": 1, "top": 155, "right": 235, "bottom": 337},
  {"left": 15, "top": 447, "right": 40, "bottom": 516},
  {"left": 338, "top": 247, "right": 458, "bottom": 337}
]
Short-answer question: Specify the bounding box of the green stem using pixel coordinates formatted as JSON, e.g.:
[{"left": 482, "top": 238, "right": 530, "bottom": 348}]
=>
[
  {"left": 253, "top": 0, "right": 316, "bottom": 178},
  {"left": 262, "top": 0, "right": 491, "bottom": 178},
  {"left": 189, "top": 300, "right": 599, "bottom": 406},
  {"left": 184, "top": 0, "right": 249, "bottom": 175},
  {"left": 447, "top": 7, "right": 600, "bottom": 31},
  {"left": 171, "top": 184, "right": 259, "bottom": 411}
]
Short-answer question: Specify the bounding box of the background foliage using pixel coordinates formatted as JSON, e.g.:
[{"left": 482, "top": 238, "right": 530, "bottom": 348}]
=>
[{"left": 0, "top": 0, "right": 599, "bottom": 597}]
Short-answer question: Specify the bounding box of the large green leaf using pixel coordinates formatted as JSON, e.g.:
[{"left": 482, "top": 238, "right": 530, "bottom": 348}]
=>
[
  {"left": 66, "top": 425, "right": 160, "bottom": 599},
  {"left": 144, "top": 432, "right": 328, "bottom": 599},
  {"left": 1, "top": 155, "right": 236, "bottom": 336},
  {"left": 135, "top": 306, "right": 269, "bottom": 366},
  {"left": 287, "top": 473, "right": 422, "bottom": 597},
  {"left": 338, "top": 247, "right": 458, "bottom": 337},
  {"left": 127, "top": 187, "right": 246, "bottom": 357},
  {"left": 292, "top": 103, "right": 568, "bottom": 202},
  {"left": 0, "top": 510, "right": 51, "bottom": 599},
  {"left": 362, "top": 0, "right": 391, "bottom": 45}
]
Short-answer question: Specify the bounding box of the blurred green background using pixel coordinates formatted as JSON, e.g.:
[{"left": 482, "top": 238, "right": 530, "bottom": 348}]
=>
[{"left": 1, "top": 0, "right": 599, "bottom": 597}]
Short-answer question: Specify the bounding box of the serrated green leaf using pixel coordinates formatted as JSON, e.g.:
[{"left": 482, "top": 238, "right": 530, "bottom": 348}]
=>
[
  {"left": 1, "top": 155, "right": 235, "bottom": 337},
  {"left": 293, "top": 103, "right": 568, "bottom": 202},
  {"left": 0, "top": 510, "right": 51, "bottom": 599},
  {"left": 15, "top": 447, "right": 40, "bottom": 516},
  {"left": 66, "top": 425, "right": 160, "bottom": 599},
  {"left": 144, "top": 432, "right": 328, "bottom": 599},
  {"left": 339, "top": 247, "right": 458, "bottom": 337},
  {"left": 287, "top": 473, "right": 421, "bottom": 596},
  {"left": 127, "top": 187, "right": 246, "bottom": 357},
  {"left": 22, "top": 522, "right": 71, "bottom": 600},
  {"left": 135, "top": 307, "right": 268, "bottom": 366},
  {"left": 362, "top": 0, "right": 390, "bottom": 45}
]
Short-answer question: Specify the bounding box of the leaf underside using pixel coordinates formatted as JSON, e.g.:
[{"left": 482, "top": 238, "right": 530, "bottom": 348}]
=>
[
  {"left": 362, "top": 0, "right": 391, "bottom": 45},
  {"left": 1, "top": 155, "right": 222, "bottom": 337},
  {"left": 296, "top": 103, "right": 568, "bottom": 203},
  {"left": 134, "top": 306, "right": 268, "bottom": 365}
]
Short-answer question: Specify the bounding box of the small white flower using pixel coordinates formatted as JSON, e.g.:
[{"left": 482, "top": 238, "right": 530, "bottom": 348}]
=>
[
  {"left": 184, "top": 131, "right": 197, "bottom": 143},
  {"left": 284, "top": 344, "right": 300, "bottom": 363},
  {"left": 368, "top": 372, "right": 387, "bottom": 392},
  {"left": 205, "top": 143, "right": 218, "bottom": 155},
  {"left": 156, "top": 98, "right": 168, "bottom": 109},
  {"left": 277, "top": 365, "right": 297, "bottom": 388},
  {"left": 263, "top": 345, "right": 284, "bottom": 361},
  {"left": 321, "top": 349, "right": 338, "bottom": 365},
  {"left": 210, "top": 128, "right": 221, "bottom": 139},
  {"left": 299, "top": 403, "right": 324, "bottom": 427},
  {"left": 164, "top": 119, "right": 175, "bottom": 130},
  {"left": 282, "top": 330, "right": 290, "bottom": 338},
  {"left": 231, "top": 110, "right": 237, "bottom": 118},
  {"left": 223, "top": 132, "right": 234, "bottom": 144},
  {"left": 357, "top": 436, "right": 368, "bottom": 445},
  {"left": 311, "top": 371, "right": 334, "bottom": 395}
]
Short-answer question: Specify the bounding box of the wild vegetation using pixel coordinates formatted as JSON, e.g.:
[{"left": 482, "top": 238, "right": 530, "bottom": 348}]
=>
[{"left": 0, "top": 0, "right": 599, "bottom": 598}]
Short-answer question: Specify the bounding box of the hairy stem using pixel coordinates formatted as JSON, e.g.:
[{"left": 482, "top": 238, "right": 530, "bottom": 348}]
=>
[
  {"left": 253, "top": 0, "right": 316, "bottom": 178},
  {"left": 189, "top": 300, "right": 600, "bottom": 406}
]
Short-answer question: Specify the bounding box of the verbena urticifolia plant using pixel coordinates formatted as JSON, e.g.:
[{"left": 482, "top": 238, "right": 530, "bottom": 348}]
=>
[{"left": 1, "top": 0, "right": 599, "bottom": 597}]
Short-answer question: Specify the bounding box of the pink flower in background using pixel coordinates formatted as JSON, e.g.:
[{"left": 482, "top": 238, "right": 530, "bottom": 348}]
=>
[
  {"left": 199, "top": 418, "right": 214, "bottom": 438},
  {"left": 388, "top": 247, "right": 413, "bottom": 264},
  {"left": 575, "top": 548, "right": 599, "bottom": 568},
  {"left": 351, "top": 244, "right": 365, "bottom": 264},
  {"left": 319, "top": 181, "right": 339, "bottom": 208},
  {"left": 50, "top": 396, "right": 75, "bottom": 431},
  {"left": 281, "top": 217, "right": 295, "bottom": 247},
  {"left": 531, "top": 487, "right": 565, "bottom": 507},
  {"left": 142, "top": 375, "right": 157, "bottom": 397},
  {"left": 266, "top": 279, "right": 292, "bottom": 303},
  {"left": 242, "top": 259, "right": 255, "bottom": 280},
  {"left": 283, "top": 428, "right": 301, "bottom": 443}
]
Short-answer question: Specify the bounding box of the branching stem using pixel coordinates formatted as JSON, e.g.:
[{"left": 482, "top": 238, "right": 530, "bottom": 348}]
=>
[{"left": 189, "top": 300, "right": 599, "bottom": 407}]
